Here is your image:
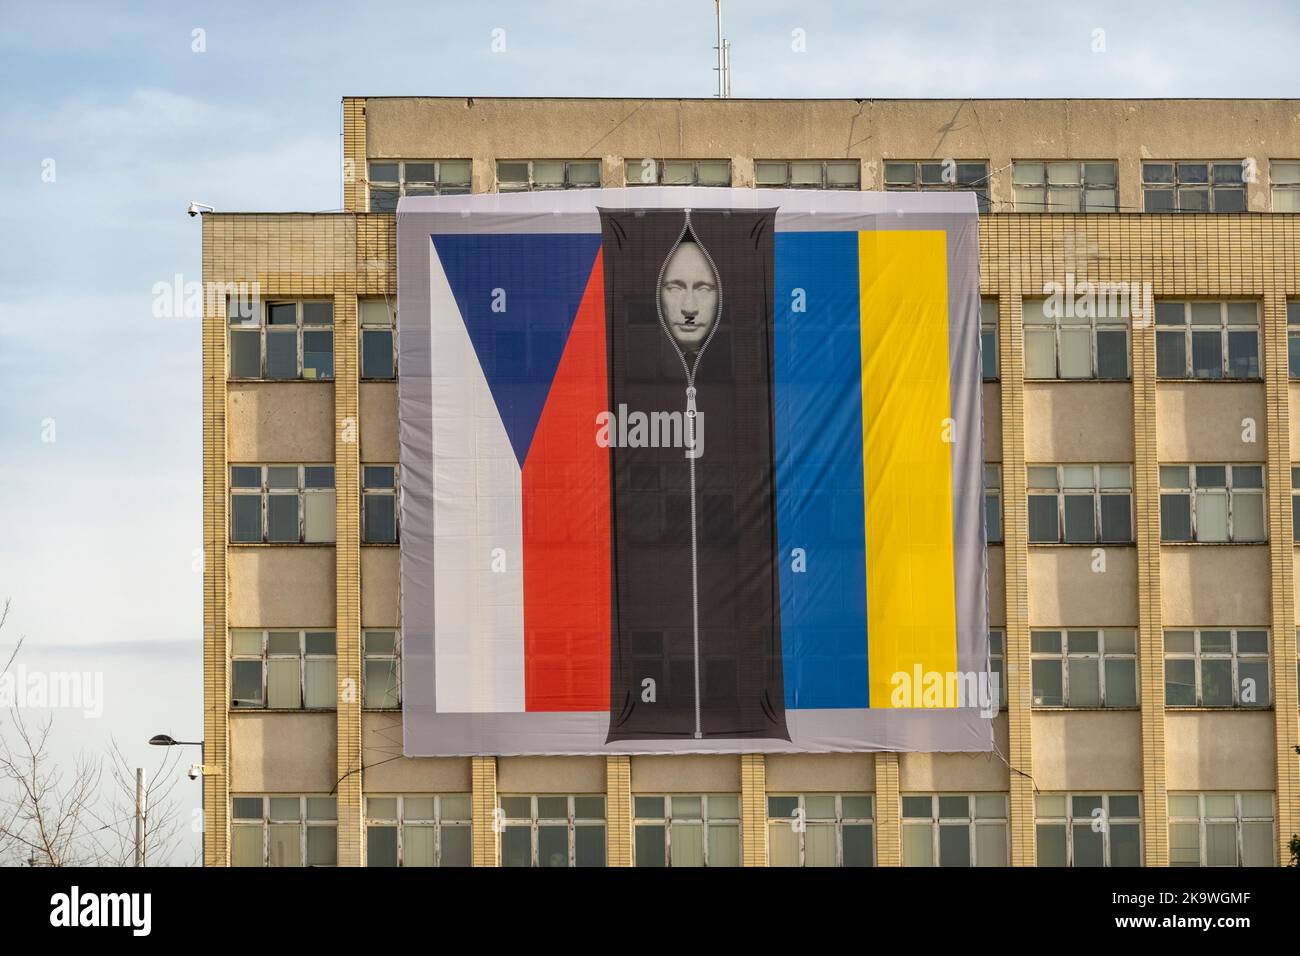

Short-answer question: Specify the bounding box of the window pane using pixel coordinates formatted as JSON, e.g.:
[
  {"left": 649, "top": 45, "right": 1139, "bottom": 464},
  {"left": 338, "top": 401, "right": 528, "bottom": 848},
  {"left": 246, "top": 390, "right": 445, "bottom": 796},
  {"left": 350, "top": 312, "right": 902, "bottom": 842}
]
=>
[
  {"left": 267, "top": 658, "right": 301, "bottom": 709},
  {"left": 1191, "top": 330, "right": 1223, "bottom": 378},
  {"left": 304, "top": 658, "right": 335, "bottom": 709},
  {"left": 1156, "top": 330, "right": 1186, "bottom": 377},
  {"left": 1072, "top": 823, "right": 1104, "bottom": 867},
  {"left": 1024, "top": 329, "right": 1056, "bottom": 378},
  {"left": 362, "top": 330, "right": 395, "bottom": 379},
  {"left": 367, "top": 826, "right": 398, "bottom": 867},
  {"left": 440, "top": 825, "right": 471, "bottom": 866},
  {"left": 1165, "top": 659, "right": 1197, "bottom": 706},
  {"left": 364, "top": 658, "right": 399, "bottom": 708},
  {"left": 266, "top": 495, "right": 299, "bottom": 543},
  {"left": 364, "top": 494, "right": 397, "bottom": 544},
  {"left": 1063, "top": 494, "right": 1097, "bottom": 543},
  {"left": 1205, "top": 823, "right": 1236, "bottom": 866},
  {"left": 1232, "top": 493, "right": 1264, "bottom": 542},
  {"left": 1100, "top": 494, "right": 1132, "bottom": 542},
  {"left": 1095, "top": 329, "right": 1127, "bottom": 379},
  {"left": 1238, "top": 659, "right": 1270, "bottom": 707},
  {"left": 231, "top": 825, "right": 264, "bottom": 866},
  {"left": 1195, "top": 491, "right": 1229, "bottom": 541},
  {"left": 938, "top": 824, "right": 971, "bottom": 866},
  {"left": 754, "top": 161, "right": 786, "bottom": 186},
  {"left": 304, "top": 492, "right": 335, "bottom": 544},
  {"left": 634, "top": 824, "right": 665, "bottom": 867},
  {"left": 1144, "top": 188, "right": 1175, "bottom": 212},
  {"left": 403, "top": 825, "right": 435, "bottom": 867},
  {"left": 231, "top": 494, "right": 262, "bottom": 542},
  {"left": 1160, "top": 493, "right": 1192, "bottom": 542},
  {"left": 230, "top": 331, "right": 261, "bottom": 378},
  {"left": 670, "top": 822, "right": 704, "bottom": 866},
  {"left": 537, "top": 825, "right": 568, "bottom": 867},
  {"left": 1105, "top": 658, "right": 1137, "bottom": 707},
  {"left": 500, "top": 826, "right": 531, "bottom": 867},
  {"left": 1241, "top": 822, "right": 1273, "bottom": 866},
  {"left": 1032, "top": 659, "right": 1064, "bottom": 707},
  {"left": 231, "top": 660, "right": 263, "bottom": 707},
  {"left": 575, "top": 825, "right": 606, "bottom": 866},
  {"left": 843, "top": 824, "right": 873, "bottom": 867},
  {"left": 1028, "top": 495, "right": 1059, "bottom": 543},
  {"left": 902, "top": 823, "right": 933, "bottom": 866},
  {"left": 1227, "top": 330, "right": 1259, "bottom": 378},
  {"left": 1037, "top": 824, "right": 1067, "bottom": 866},
  {"left": 1199, "top": 659, "right": 1232, "bottom": 706},
  {"left": 302, "top": 331, "right": 333, "bottom": 380},
  {"left": 707, "top": 824, "right": 740, "bottom": 867},
  {"left": 268, "top": 824, "right": 301, "bottom": 866},
  {"left": 1169, "top": 822, "right": 1200, "bottom": 866},
  {"left": 1058, "top": 329, "right": 1091, "bottom": 377},
  {"left": 1068, "top": 658, "right": 1101, "bottom": 708},
  {"left": 266, "top": 329, "right": 297, "bottom": 379},
  {"left": 804, "top": 824, "right": 836, "bottom": 866},
  {"left": 1110, "top": 823, "right": 1141, "bottom": 866}
]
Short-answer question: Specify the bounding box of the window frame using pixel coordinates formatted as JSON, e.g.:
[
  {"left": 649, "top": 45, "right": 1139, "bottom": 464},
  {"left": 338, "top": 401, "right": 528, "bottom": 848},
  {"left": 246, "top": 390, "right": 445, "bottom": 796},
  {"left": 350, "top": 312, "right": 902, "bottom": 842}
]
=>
[
  {"left": 1011, "top": 160, "right": 1119, "bottom": 213},
  {"left": 623, "top": 158, "right": 732, "bottom": 187},
  {"left": 359, "top": 297, "right": 397, "bottom": 381},
  {"left": 1027, "top": 463, "right": 1134, "bottom": 545},
  {"left": 1034, "top": 792, "right": 1143, "bottom": 867},
  {"left": 1029, "top": 628, "right": 1139, "bottom": 709},
  {"left": 361, "top": 464, "right": 400, "bottom": 544},
  {"left": 229, "top": 464, "right": 337, "bottom": 545},
  {"left": 1022, "top": 297, "right": 1131, "bottom": 381},
  {"left": 1158, "top": 463, "right": 1266, "bottom": 544},
  {"left": 1163, "top": 628, "right": 1272, "bottom": 708},
  {"left": 981, "top": 297, "right": 999, "bottom": 381},
  {"left": 228, "top": 299, "right": 334, "bottom": 382},
  {"left": 1142, "top": 161, "right": 1248, "bottom": 213},
  {"left": 498, "top": 794, "right": 607, "bottom": 867},
  {"left": 1155, "top": 300, "right": 1261, "bottom": 380},
  {"left": 989, "top": 630, "right": 1006, "bottom": 712},
  {"left": 632, "top": 793, "right": 741, "bottom": 867},
  {"left": 766, "top": 793, "right": 875, "bottom": 867},
  {"left": 362, "top": 628, "right": 401, "bottom": 710},
  {"left": 884, "top": 159, "right": 990, "bottom": 213},
  {"left": 230, "top": 794, "right": 338, "bottom": 867},
  {"left": 230, "top": 628, "right": 337, "bottom": 711},
  {"left": 900, "top": 793, "right": 1008, "bottom": 867},
  {"left": 366, "top": 159, "right": 472, "bottom": 211},
  {"left": 985, "top": 464, "right": 1003, "bottom": 544},
  {"left": 1271, "top": 160, "right": 1300, "bottom": 212},
  {"left": 1168, "top": 792, "right": 1276, "bottom": 866},
  {"left": 753, "top": 159, "right": 860, "bottom": 189},
  {"left": 497, "top": 159, "right": 601, "bottom": 192},
  {"left": 364, "top": 793, "right": 471, "bottom": 867}
]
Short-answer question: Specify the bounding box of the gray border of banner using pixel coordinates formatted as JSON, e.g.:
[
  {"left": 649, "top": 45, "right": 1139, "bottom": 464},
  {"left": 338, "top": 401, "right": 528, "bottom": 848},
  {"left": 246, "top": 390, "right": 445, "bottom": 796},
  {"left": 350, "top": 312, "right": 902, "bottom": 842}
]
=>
[{"left": 397, "top": 187, "right": 990, "bottom": 756}]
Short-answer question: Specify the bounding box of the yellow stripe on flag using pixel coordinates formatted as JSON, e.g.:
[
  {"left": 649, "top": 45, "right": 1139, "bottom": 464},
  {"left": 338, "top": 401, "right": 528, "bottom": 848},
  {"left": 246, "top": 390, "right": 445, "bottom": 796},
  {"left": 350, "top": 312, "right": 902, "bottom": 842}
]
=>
[{"left": 859, "top": 231, "right": 958, "bottom": 708}]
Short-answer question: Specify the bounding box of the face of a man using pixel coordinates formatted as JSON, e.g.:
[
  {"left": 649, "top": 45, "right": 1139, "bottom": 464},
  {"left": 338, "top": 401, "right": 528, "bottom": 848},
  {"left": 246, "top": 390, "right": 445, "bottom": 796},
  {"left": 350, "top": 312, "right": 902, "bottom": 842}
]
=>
[{"left": 659, "top": 240, "right": 718, "bottom": 351}]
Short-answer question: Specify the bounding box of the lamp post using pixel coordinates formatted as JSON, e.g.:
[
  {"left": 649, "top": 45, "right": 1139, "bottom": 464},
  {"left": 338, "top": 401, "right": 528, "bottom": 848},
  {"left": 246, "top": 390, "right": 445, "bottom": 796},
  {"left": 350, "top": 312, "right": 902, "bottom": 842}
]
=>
[{"left": 150, "top": 734, "right": 205, "bottom": 866}]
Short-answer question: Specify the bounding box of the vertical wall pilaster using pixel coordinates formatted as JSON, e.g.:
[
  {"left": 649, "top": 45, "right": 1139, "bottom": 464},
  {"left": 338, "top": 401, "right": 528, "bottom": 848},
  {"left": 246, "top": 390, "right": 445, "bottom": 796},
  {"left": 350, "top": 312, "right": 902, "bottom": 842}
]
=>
[
  {"left": 873, "top": 753, "right": 901, "bottom": 865},
  {"left": 605, "top": 756, "right": 633, "bottom": 866},
  {"left": 472, "top": 756, "right": 499, "bottom": 866},
  {"left": 342, "top": 98, "right": 367, "bottom": 213},
  {"left": 740, "top": 754, "right": 767, "bottom": 866}
]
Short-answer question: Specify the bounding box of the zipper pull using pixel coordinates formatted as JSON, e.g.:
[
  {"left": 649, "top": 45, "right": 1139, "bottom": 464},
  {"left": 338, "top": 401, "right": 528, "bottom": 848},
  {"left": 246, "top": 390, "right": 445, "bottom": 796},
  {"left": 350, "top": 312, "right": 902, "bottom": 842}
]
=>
[{"left": 685, "top": 385, "right": 697, "bottom": 418}]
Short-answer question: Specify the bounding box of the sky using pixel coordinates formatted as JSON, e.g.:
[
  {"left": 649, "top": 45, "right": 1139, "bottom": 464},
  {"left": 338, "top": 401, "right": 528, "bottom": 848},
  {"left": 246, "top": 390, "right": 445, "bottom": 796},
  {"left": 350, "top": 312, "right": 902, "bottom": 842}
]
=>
[{"left": 0, "top": 0, "right": 1295, "bottom": 864}]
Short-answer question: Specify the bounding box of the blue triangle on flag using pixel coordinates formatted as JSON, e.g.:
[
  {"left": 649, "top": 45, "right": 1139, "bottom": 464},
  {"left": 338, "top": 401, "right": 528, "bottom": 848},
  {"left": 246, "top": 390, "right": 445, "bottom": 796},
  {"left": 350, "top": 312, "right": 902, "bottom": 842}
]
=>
[{"left": 431, "top": 232, "right": 602, "bottom": 468}]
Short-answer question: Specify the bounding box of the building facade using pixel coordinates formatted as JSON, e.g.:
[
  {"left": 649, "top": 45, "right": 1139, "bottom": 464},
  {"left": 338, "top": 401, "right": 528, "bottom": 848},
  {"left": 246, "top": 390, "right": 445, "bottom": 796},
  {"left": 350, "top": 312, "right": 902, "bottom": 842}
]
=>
[{"left": 201, "top": 96, "right": 1300, "bottom": 867}]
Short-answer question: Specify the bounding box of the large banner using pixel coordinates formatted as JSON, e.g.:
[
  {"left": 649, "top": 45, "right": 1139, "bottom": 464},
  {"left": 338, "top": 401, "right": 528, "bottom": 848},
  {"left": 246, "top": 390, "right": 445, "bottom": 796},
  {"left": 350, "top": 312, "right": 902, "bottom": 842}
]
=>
[{"left": 397, "top": 187, "right": 990, "bottom": 755}]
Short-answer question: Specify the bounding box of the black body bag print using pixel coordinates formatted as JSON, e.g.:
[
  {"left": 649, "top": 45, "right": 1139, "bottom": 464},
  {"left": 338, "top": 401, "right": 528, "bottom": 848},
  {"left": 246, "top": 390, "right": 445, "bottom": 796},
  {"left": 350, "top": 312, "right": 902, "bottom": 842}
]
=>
[{"left": 599, "top": 206, "right": 788, "bottom": 742}]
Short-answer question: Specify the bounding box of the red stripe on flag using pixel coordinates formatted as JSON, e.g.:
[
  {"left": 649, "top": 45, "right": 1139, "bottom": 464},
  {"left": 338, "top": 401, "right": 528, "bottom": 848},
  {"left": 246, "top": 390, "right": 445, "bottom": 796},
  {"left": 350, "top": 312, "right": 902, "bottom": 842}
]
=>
[{"left": 522, "top": 250, "right": 610, "bottom": 711}]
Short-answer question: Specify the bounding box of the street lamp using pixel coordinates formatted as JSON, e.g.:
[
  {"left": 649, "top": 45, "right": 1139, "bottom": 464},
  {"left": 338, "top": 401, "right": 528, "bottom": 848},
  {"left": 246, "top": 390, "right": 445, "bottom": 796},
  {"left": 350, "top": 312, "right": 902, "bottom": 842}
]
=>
[{"left": 150, "top": 734, "right": 206, "bottom": 866}]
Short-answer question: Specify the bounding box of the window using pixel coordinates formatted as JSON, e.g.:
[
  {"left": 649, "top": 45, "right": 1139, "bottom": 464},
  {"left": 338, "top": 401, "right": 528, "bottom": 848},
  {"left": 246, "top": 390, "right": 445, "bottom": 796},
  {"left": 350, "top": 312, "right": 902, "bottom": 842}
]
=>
[
  {"left": 1155, "top": 301, "right": 1260, "bottom": 379},
  {"left": 754, "top": 160, "right": 859, "bottom": 189},
  {"left": 231, "top": 795, "right": 337, "bottom": 867},
  {"left": 633, "top": 794, "right": 740, "bottom": 867},
  {"left": 1143, "top": 162, "right": 1247, "bottom": 213},
  {"left": 1013, "top": 161, "right": 1117, "bottom": 213},
  {"left": 1168, "top": 793, "right": 1275, "bottom": 866},
  {"left": 884, "top": 160, "right": 990, "bottom": 213},
  {"left": 230, "top": 629, "right": 336, "bottom": 710},
  {"left": 981, "top": 297, "right": 999, "bottom": 380},
  {"left": 365, "top": 794, "right": 470, "bottom": 867},
  {"left": 363, "top": 629, "right": 400, "bottom": 709},
  {"left": 367, "top": 160, "right": 472, "bottom": 212},
  {"left": 767, "top": 794, "right": 874, "bottom": 866},
  {"left": 1027, "top": 464, "right": 1133, "bottom": 544},
  {"left": 1030, "top": 629, "right": 1138, "bottom": 708},
  {"left": 1023, "top": 297, "right": 1130, "bottom": 380},
  {"left": 1036, "top": 793, "right": 1141, "bottom": 866},
  {"left": 901, "top": 793, "right": 1007, "bottom": 866},
  {"left": 1272, "top": 161, "right": 1300, "bottom": 212},
  {"left": 624, "top": 158, "right": 731, "bottom": 186},
  {"left": 499, "top": 795, "right": 606, "bottom": 867},
  {"left": 229, "top": 465, "right": 336, "bottom": 544},
  {"left": 1159, "top": 464, "right": 1265, "bottom": 543},
  {"left": 360, "top": 299, "right": 396, "bottom": 380},
  {"left": 362, "top": 466, "right": 399, "bottom": 544},
  {"left": 1164, "top": 629, "right": 1271, "bottom": 707},
  {"left": 989, "top": 630, "right": 1005, "bottom": 711},
  {"left": 497, "top": 159, "right": 600, "bottom": 191},
  {"left": 985, "top": 465, "right": 1003, "bottom": 544},
  {"left": 229, "top": 300, "right": 333, "bottom": 381},
  {"left": 1289, "top": 303, "right": 1300, "bottom": 377}
]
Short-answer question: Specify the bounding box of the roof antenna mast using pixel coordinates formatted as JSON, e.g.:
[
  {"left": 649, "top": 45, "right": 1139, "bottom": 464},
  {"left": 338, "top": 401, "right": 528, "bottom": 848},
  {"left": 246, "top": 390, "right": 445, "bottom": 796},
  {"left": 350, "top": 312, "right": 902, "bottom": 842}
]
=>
[{"left": 714, "top": 1, "right": 731, "bottom": 98}]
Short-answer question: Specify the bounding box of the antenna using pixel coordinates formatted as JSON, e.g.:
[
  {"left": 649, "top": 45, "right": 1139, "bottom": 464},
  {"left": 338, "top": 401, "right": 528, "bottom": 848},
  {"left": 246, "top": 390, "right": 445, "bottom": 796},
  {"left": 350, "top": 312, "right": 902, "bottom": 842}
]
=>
[{"left": 713, "top": 1, "right": 731, "bottom": 98}]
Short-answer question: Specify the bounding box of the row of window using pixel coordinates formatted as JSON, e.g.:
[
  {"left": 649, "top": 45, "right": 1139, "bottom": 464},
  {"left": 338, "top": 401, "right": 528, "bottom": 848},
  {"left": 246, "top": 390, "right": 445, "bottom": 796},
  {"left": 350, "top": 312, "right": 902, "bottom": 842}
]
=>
[
  {"left": 230, "top": 790, "right": 1277, "bottom": 867},
  {"left": 368, "top": 157, "right": 1300, "bottom": 212},
  {"left": 984, "top": 461, "right": 1272, "bottom": 546},
  {"left": 228, "top": 464, "right": 398, "bottom": 544},
  {"left": 230, "top": 629, "right": 399, "bottom": 710},
  {"left": 228, "top": 296, "right": 1300, "bottom": 386}
]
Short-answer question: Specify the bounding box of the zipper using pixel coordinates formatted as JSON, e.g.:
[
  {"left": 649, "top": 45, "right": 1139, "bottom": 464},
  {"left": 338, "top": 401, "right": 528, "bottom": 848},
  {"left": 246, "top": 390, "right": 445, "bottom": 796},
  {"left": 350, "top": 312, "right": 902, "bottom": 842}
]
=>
[{"left": 655, "top": 209, "right": 723, "bottom": 739}]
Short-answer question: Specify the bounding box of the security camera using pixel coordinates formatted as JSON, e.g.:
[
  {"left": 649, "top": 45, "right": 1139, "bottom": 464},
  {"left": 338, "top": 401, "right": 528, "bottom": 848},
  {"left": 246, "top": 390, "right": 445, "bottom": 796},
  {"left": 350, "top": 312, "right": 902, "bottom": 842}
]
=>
[
  {"left": 187, "top": 201, "right": 214, "bottom": 218},
  {"left": 188, "top": 763, "right": 202, "bottom": 781}
]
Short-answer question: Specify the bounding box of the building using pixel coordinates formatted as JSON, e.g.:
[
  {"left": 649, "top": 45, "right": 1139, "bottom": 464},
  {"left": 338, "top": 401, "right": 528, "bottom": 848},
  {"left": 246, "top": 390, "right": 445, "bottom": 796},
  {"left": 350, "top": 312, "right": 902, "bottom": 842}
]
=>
[{"left": 201, "top": 96, "right": 1300, "bottom": 867}]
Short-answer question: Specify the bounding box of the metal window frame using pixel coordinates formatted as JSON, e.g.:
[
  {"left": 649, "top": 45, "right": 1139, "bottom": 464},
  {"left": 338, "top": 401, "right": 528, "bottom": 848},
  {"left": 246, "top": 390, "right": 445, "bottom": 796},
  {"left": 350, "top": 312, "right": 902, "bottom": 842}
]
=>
[
  {"left": 900, "top": 793, "right": 1009, "bottom": 867},
  {"left": 230, "top": 464, "right": 337, "bottom": 544},
  {"left": 989, "top": 629, "right": 1006, "bottom": 711},
  {"left": 1142, "top": 160, "right": 1248, "bottom": 213},
  {"left": 1011, "top": 160, "right": 1119, "bottom": 213},
  {"left": 884, "top": 159, "right": 991, "bottom": 212},
  {"left": 359, "top": 295, "right": 398, "bottom": 381},
  {"left": 1163, "top": 628, "right": 1272, "bottom": 708},
  {"left": 230, "top": 794, "right": 338, "bottom": 867},
  {"left": 229, "top": 628, "right": 337, "bottom": 711},
  {"left": 366, "top": 159, "right": 473, "bottom": 209},
  {"left": 364, "top": 793, "right": 472, "bottom": 867},
  {"left": 362, "top": 464, "right": 401, "bottom": 544},
  {"left": 1155, "top": 300, "right": 1261, "bottom": 380},
  {"left": 632, "top": 793, "right": 741, "bottom": 867},
  {"left": 752, "top": 159, "right": 860, "bottom": 190},
  {"left": 497, "top": 159, "right": 602, "bottom": 192},
  {"left": 765, "top": 793, "right": 875, "bottom": 867},
  {"left": 499, "top": 794, "right": 607, "bottom": 867},
  {"left": 1023, "top": 298, "right": 1132, "bottom": 381},
  {"left": 1027, "top": 463, "right": 1134, "bottom": 545},
  {"left": 985, "top": 463, "right": 1003, "bottom": 543},
  {"left": 1029, "top": 628, "right": 1138, "bottom": 708},
  {"left": 1158, "top": 462, "right": 1267, "bottom": 543},
  {"left": 228, "top": 299, "right": 334, "bottom": 382},
  {"left": 362, "top": 627, "right": 402, "bottom": 710},
  {"left": 980, "top": 296, "right": 1000, "bottom": 380},
  {"left": 623, "top": 158, "right": 733, "bottom": 187},
  {"left": 1034, "top": 792, "right": 1143, "bottom": 867},
  {"left": 1167, "top": 792, "right": 1276, "bottom": 866}
]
